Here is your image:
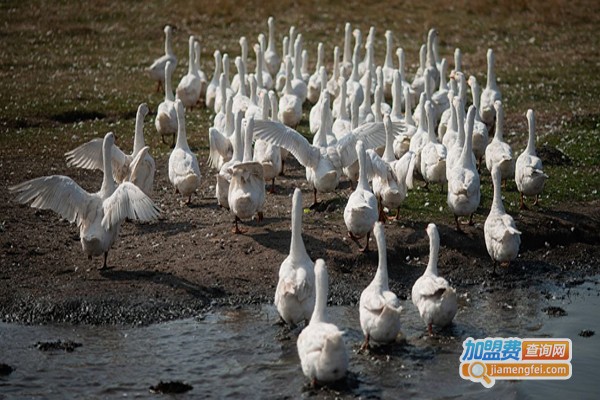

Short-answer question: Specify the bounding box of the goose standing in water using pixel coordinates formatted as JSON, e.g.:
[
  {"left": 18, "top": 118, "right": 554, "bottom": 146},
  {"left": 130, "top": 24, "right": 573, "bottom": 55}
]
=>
[
  {"left": 146, "top": 24, "right": 176, "bottom": 93},
  {"left": 485, "top": 166, "right": 521, "bottom": 273},
  {"left": 168, "top": 100, "right": 201, "bottom": 204},
  {"left": 176, "top": 36, "right": 202, "bottom": 110},
  {"left": 480, "top": 49, "right": 502, "bottom": 132},
  {"left": 274, "top": 188, "right": 315, "bottom": 327},
  {"left": 297, "top": 259, "right": 349, "bottom": 387},
  {"left": 65, "top": 103, "right": 156, "bottom": 197},
  {"left": 447, "top": 106, "right": 481, "bottom": 231},
  {"left": 343, "top": 140, "right": 378, "bottom": 252},
  {"left": 228, "top": 117, "right": 266, "bottom": 233},
  {"left": 411, "top": 223, "right": 458, "bottom": 336},
  {"left": 359, "top": 222, "right": 403, "bottom": 349},
  {"left": 485, "top": 100, "right": 514, "bottom": 184},
  {"left": 10, "top": 132, "right": 160, "bottom": 269},
  {"left": 515, "top": 109, "right": 548, "bottom": 209},
  {"left": 155, "top": 61, "right": 178, "bottom": 147}
]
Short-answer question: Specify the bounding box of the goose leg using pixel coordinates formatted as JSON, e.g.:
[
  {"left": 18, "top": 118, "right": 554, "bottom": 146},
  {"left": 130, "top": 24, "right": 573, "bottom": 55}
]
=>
[
  {"left": 156, "top": 81, "right": 162, "bottom": 93},
  {"left": 309, "top": 188, "right": 320, "bottom": 209},
  {"left": 454, "top": 215, "right": 462, "bottom": 232},
  {"left": 519, "top": 192, "right": 528, "bottom": 210},
  {"left": 232, "top": 216, "right": 244, "bottom": 234},
  {"left": 279, "top": 159, "right": 285, "bottom": 176},
  {"left": 171, "top": 133, "right": 176, "bottom": 149},
  {"left": 393, "top": 206, "right": 401, "bottom": 221},
  {"left": 468, "top": 213, "right": 475, "bottom": 226},
  {"left": 269, "top": 178, "right": 276, "bottom": 194},
  {"left": 378, "top": 201, "right": 386, "bottom": 222},
  {"left": 257, "top": 211, "right": 264, "bottom": 223},
  {"left": 360, "top": 232, "right": 371, "bottom": 253},
  {"left": 533, "top": 194, "right": 540, "bottom": 206},
  {"left": 428, "top": 323, "right": 433, "bottom": 336},
  {"left": 360, "top": 334, "right": 370, "bottom": 351},
  {"left": 98, "top": 252, "right": 109, "bottom": 270}
]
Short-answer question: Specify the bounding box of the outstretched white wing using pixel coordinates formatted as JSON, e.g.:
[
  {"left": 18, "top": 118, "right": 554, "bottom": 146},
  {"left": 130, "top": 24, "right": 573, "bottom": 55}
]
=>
[
  {"left": 65, "top": 139, "right": 129, "bottom": 182},
  {"left": 253, "top": 119, "right": 320, "bottom": 169},
  {"left": 101, "top": 182, "right": 161, "bottom": 229},
  {"left": 9, "top": 175, "right": 93, "bottom": 227},
  {"left": 128, "top": 146, "right": 156, "bottom": 195},
  {"left": 366, "top": 149, "right": 390, "bottom": 180},
  {"left": 208, "top": 127, "right": 232, "bottom": 170},
  {"left": 336, "top": 121, "right": 401, "bottom": 168}
]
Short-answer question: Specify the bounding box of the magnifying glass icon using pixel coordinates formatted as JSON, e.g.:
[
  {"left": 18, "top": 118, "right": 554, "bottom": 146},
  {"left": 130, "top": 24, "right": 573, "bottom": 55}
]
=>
[{"left": 469, "top": 361, "right": 492, "bottom": 385}]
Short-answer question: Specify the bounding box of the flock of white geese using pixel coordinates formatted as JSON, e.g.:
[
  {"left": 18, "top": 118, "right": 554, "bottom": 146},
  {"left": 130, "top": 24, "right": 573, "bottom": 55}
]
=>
[{"left": 9, "top": 18, "right": 550, "bottom": 387}]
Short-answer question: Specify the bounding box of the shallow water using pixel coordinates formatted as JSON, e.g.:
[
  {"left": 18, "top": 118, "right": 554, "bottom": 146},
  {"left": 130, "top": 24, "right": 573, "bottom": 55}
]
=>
[{"left": 0, "top": 279, "right": 598, "bottom": 399}]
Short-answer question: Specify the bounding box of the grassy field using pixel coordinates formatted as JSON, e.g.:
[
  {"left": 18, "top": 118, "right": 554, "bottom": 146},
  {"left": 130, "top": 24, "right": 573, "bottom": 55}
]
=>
[{"left": 1, "top": 0, "right": 599, "bottom": 212}]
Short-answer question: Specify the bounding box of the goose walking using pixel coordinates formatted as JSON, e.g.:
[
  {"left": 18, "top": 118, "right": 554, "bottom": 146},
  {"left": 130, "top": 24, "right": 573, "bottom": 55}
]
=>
[
  {"left": 65, "top": 103, "right": 156, "bottom": 197},
  {"left": 176, "top": 35, "right": 202, "bottom": 110},
  {"left": 155, "top": 61, "right": 178, "bottom": 146},
  {"left": 359, "top": 222, "right": 403, "bottom": 349},
  {"left": 411, "top": 223, "right": 458, "bottom": 335},
  {"left": 480, "top": 49, "right": 502, "bottom": 131},
  {"left": 168, "top": 100, "right": 201, "bottom": 203},
  {"left": 515, "top": 109, "right": 548, "bottom": 209},
  {"left": 215, "top": 110, "right": 244, "bottom": 209},
  {"left": 146, "top": 25, "right": 176, "bottom": 93},
  {"left": 10, "top": 132, "right": 160, "bottom": 269},
  {"left": 484, "top": 100, "right": 514, "bottom": 183},
  {"left": 274, "top": 188, "right": 315, "bottom": 327},
  {"left": 264, "top": 17, "right": 280, "bottom": 76},
  {"left": 297, "top": 259, "right": 348, "bottom": 386}
]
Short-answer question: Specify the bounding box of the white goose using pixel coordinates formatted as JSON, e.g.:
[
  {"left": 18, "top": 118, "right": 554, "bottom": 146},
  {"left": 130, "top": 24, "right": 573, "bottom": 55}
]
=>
[
  {"left": 252, "top": 110, "right": 395, "bottom": 206},
  {"left": 480, "top": 49, "right": 502, "bottom": 131},
  {"left": 278, "top": 56, "right": 303, "bottom": 128},
  {"left": 146, "top": 25, "right": 176, "bottom": 93},
  {"left": 447, "top": 106, "right": 481, "bottom": 231},
  {"left": 359, "top": 222, "right": 403, "bottom": 349},
  {"left": 393, "top": 86, "right": 416, "bottom": 159},
  {"left": 168, "top": 99, "right": 201, "bottom": 203},
  {"left": 232, "top": 56, "right": 251, "bottom": 114},
  {"left": 208, "top": 95, "right": 234, "bottom": 171},
  {"left": 420, "top": 101, "right": 448, "bottom": 191},
  {"left": 332, "top": 77, "right": 351, "bottom": 139},
  {"left": 255, "top": 38, "right": 273, "bottom": 92},
  {"left": 155, "top": 60, "right": 177, "bottom": 146},
  {"left": 309, "top": 66, "right": 331, "bottom": 136},
  {"left": 275, "top": 36, "right": 289, "bottom": 94},
  {"left": 214, "top": 53, "right": 234, "bottom": 114},
  {"left": 467, "top": 76, "right": 489, "bottom": 169},
  {"left": 231, "top": 37, "right": 249, "bottom": 94},
  {"left": 431, "top": 58, "right": 450, "bottom": 121},
  {"left": 307, "top": 42, "right": 324, "bottom": 104},
  {"left": 228, "top": 117, "right": 266, "bottom": 234},
  {"left": 485, "top": 100, "right": 515, "bottom": 183},
  {"left": 297, "top": 259, "right": 348, "bottom": 386},
  {"left": 274, "top": 188, "right": 315, "bottom": 327},
  {"left": 411, "top": 223, "right": 458, "bottom": 335},
  {"left": 515, "top": 109, "right": 548, "bottom": 209},
  {"left": 301, "top": 49, "right": 311, "bottom": 83},
  {"left": 343, "top": 140, "right": 378, "bottom": 252},
  {"left": 205, "top": 50, "right": 222, "bottom": 110},
  {"left": 65, "top": 103, "right": 156, "bottom": 197},
  {"left": 340, "top": 22, "right": 353, "bottom": 79},
  {"left": 396, "top": 47, "right": 415, "bottom": 107},
  {"left": 326, "top": 46, "right": 341, "bottom": 99},
  {"left": 253, "top": 92, "right": 282, "bottom": 193},
  {"left": 215, "top": 110, "right": 243, "bottom": 209},
  {"left": 485, "top": 166, "right": 522, "bottom": 272},
  {"left": 382, "top": 30, "right": 395, "bottom": 100},
  {"left": 441, "top": 90, "right": 458, "bottom": 150},
  {"left": 10, "top": 132, "right": 160, "bottom": 269},
  {"left": 194, "top": 41, "right": 208, "bottom": 100},
  {"left": 389, "top": 70, "right": 404, "bottom": 123},
  {"left": 264, "top": 17, "right": 280, "bottom": 76},
  {"left": 176, "top": 35, "right": 202, "bottom": 110},
  {"left": 425, "top": 29, "right": 440, "bottom": 87},
  {"left": 446, "top": 97, "right": 475, "bottom": 176},
  {"left": 411, "top": 44, "right": 427, "bottom": 98},
  {"left": 291, "top": 36, "right": 308, "bottom": 103},
  {"left": 345, "top": 39, "right": 365, "bottom": 113}
]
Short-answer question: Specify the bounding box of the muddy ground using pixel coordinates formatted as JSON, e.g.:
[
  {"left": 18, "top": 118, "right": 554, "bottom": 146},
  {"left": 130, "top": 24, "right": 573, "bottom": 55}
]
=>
[{"left": 1, "top": 143, "right": 599, "bottom": 325}]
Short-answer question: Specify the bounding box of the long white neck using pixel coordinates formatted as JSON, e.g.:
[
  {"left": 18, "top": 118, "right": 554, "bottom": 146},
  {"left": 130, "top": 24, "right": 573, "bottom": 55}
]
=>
[
  {"left": 319, "top": 66, "right": 327, "bottom": 95},
  {"left": 164, "top": 26, "right": 173, "bottom": 56},
  {"left": 490, "top": 167, "right": 506, "bottom": 213},
  {"left": 187, "top": 36, "right": 195, "bottom": 75},
  {"left": 281, "top": 36, "right": 289, "bottom": 59},
  {"left": 240, "top": 37, "right": 248, "bottom": 65},
  {"left": 243, "top": 117, "right": 254, "bottom": 162},
  {"left": 373, "top": 223, "right": 389, "bottom": 290},
  {"left": 361, "top": 70, "right": 372, "bottom": 109},
  {"left": 350, "top": 40, "right": 361, "bottom": 81},
  {"left": 235, "top": 57, "right": 247, "bottom": 97},
  {"left": 391, "top": 70, "right": 402, "bottom": 117},
  {"left": 356, "top": 141, "right": 369, "bottom": 190},
  {"left": 439, "top": 58, "right": 447, "bottom": 91},
  {"left": 351, "top": 94, "right": 359, "bottom": 129},
  {"left": 425, "top": 101, "right": 437, "bottom": 143},
  {"left": 101, "top": 134, "right": 116, "bottom": 195},
  {"left": 260, "top": 91, "right": 270, "bottom": 120},
  {"left": 231, "top": 111, "right": 243, "bottom": 161},
  {"left": 404, "top": 87, "right": 414, "bottom": 125},
  {"left": 193, "top": 42, "right": 201, "bottom": 76},
  {"left": 222, "top": 54, "right": 231, "bottom": 87},
  {"left": 314, "top": 95, "right": 330, "bottom": 147},
  {"left": 211, "top": 51, "right": 222, "bottom": 85},
  {"left": 258, "top": 35, "right": 269, "bottom": 73},
  {"left": 374, "top": 85, "right": 383, "bottom": 123},
  {"left": 267, "top": 17, "right": 276, "bottom": 52},
  {"left": 416, "top": 93, "right": 427, "bottom": 128},
  {"left": 426, "top": 29, "right": 436, "bottom": 68},
  {"left": 425, "top": 226, "right": 439, "bottom": 276},
  {"left": 249, "top": 74, "right": 258, "bottom": 105},
  {"left": 175, "top": 101, "right": 190, "bottom": 151},
  {"left": 470, "top": 77, "right": 481, "bottom": 110},
  {"left": 526, "top": 109, "right": 537, "bottom": 155},
  {"left": 219, "top": 74, "right": 227, "bottom": 108},
  {"left": 457, "top": 72, "right": 467, "bottom": 105},
  {"left": 454, "top": 48, "right": 462, "bottom": 73},
  {"left": 486, "top": 48, "right": 497, "bottom": 89},
  {"left": 383, "top": 116, "right": 395, "bottom": 163},
  {"left": 461, "top": 106, "right": 476, "bottom": 168},
  {"left": 269, "top": 91, "right": 279, "bottom": 122},
  {"left": 494, "top": 101, "right": 505, "bottom": 142},
  {"left": 455, "top": 98, "right": 466, "bottom": 148},
  {"left": 301, "top": 49, "right": 309, "bottom": 77},
  {"left": 311, "top": 260, "right": 328, "bottom": 324},
  {"left": 397, "top": 48, "right": 406, "bottom": 82},
  {"left": 384, "top": 30, "right": 393, "bottom": 67},
  {"left": 288, "top": 26, "right": 296, "bottom": 59},
  {"left": 424, "top": 68, "right": 432, "bottom": 100},
  {"left": 332, "top": 46, "right": 340, "bottom": 79},
  {"left": 133, "top": 104, "right": 148, "bottom": 154},
  {"left": 315, "top": 42, "right": 323, "bottom": 74},
  {"left": 343, "top": 22, "right": 352, "bottom": 64},
  {"left": 225, "top": 96, "right": 234, "bottom": 136},
  {"left": 447, "top": 91, "right": 457, "bottom": 132},
  {"left": 339, "top": 78, "right": 348, "bottom": 120},
  {"left": 290, "top": 188, "right": 309, "bottom": 260},
  {"left": 418, "top": 44, "right": 426, "bottom": 74},
  {"left": 164, "top": 62, "right": 174, "bottom": 101},
  {"left": 254, "top": 45, "right": 264, "bottom": 89},
  {"left": 293, "top": 37, "right": 302, "bottom": 80},
  {"left": 284, "top": 57, "right": 293, "bottom": 94}
]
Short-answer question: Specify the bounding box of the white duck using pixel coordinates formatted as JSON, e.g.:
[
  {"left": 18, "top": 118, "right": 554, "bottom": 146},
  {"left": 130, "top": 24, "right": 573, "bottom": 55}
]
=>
[
  {"left": 297, "top": 259, "right": 349, "bottom": 386},
  {"left": 515, "top": 109, "right": 548, "bottom": 209},
  {"left": 343, "top": 140, "right": 378, "bottom": 252},
  {"left": 447, "top": 106, "right": 481, "bottom": 231},
  {"left": 168, "top": 100, "right": 201, "bottom": 203},
  {"left": 65, "top": 103, "right": 156, "bottom": 197},
  {"left": 264, "top": 17, "right": 280, "bottom": 76},
  {"left": 420, "top": 101, "right": 448, "bottom": 191},
  {"left": 359, "top": 222, "right": 403, "bottom": 349},
  {"left": 480, "top": 48, "right": 502, "bottom": 131},
  {"left": 10, "top": 132, "right": 160, "bottom": 269},
  {"left": 278, "top": 56, "right": 303, "bottom": 128},
  {"left": 485, "top": 166, "right": 522, "bottom": 272},
  {"left": 146, "top": 24, "right": 176, "bottom": 93},
  {"left": 485, "top": 100, "right": 515, "bottom": 183},
  {"left": 274, "top": 188, "right": 315, "bottom": 327},
  {"left": 176, "top": 35, "right": 202, "bottom": 110},
  {"left": 467, "top": 76, "right": 489, "bottom": 169},
  {"left": 205, "top": 50, "right": 222, "bottom": 110},
  {"left": 411, "top": 223, "right": 458, "bottom": 335},
  {"left": 215, "top": 110, "right": 243, "bottom": 209},
  {"left": 393, "top": 86, "right": 416, "bottom": 159},
  {"left": 228, "top": 117, "right": 266, "bottom": 234},
  {"left": 307, "top": 42, "right": 324, "bottom": 104},
  {"left": 155, "top": 60, "right": 177, "bottom": 146}
]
